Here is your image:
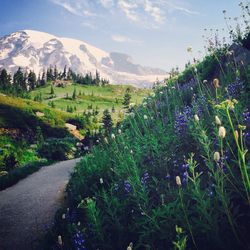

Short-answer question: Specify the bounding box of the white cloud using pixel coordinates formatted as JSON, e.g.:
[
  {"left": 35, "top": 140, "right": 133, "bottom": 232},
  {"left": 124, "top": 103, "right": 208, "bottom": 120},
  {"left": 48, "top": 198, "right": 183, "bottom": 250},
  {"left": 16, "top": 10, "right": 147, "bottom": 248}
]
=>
[
  {"left": 111, "top": 34, "right": 142, "bottom": 43},
  {"left": 164, "top": 1, "right": 199, "bottom": 15},
  {"left": 118, "top": 1, "right": 139, "bottom": 22},
  {"left": 50, "top": 0, "right": 199, "bottom": 28},
  {"left": 51, "top": 0, "right": 80, "bottom": 15},
  {"left": 144, "top": 0, "right": 165, "bottom": 24},
  {"left": 99, "top": 0, "right": 114, "bottom": 8}
]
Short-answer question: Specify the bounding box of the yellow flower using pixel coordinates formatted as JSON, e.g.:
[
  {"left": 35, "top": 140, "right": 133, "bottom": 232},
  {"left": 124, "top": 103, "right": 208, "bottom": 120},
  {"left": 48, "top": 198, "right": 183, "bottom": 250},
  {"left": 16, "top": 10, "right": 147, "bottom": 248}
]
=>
[
  {"left": 218, "top": 126, "right": 226, "bottom": 139},
  {"left": 215, "top": 116, "right": 222, "bottom": 126},
  {"left": 176, "top": 176, "right": 182, "bottom": 186},
  {"left": 213, "top": 152, "right": 220, "bottom": 162}
]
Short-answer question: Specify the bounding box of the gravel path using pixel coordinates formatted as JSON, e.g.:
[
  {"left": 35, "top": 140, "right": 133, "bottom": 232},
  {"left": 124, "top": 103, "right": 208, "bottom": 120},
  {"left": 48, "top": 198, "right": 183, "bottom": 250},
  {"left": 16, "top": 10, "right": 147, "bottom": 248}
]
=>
[{"left": 0, "top": 158, "right": 80, "bottom": 250}]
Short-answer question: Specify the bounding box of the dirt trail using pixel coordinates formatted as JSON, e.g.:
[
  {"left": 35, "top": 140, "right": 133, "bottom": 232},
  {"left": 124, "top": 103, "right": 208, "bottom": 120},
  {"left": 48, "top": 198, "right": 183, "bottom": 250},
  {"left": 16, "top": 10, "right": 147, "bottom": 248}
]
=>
[{"left": 0, "top": 158, "right": 80, "bottom": 250}]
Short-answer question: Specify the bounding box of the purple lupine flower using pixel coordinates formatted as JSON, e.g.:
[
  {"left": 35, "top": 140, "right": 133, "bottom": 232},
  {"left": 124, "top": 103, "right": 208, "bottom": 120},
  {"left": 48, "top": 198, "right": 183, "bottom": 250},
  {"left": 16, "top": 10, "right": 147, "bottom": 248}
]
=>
[
  {"left": 182, "top": 171, "right": 189, "bottom": 184},
  {"left": 165, "top": 174, "right": 171, "bottom": 180},
  {"left": 72, "top": 231, "right": 87, "bottom": 250},
  {"left": 243, "top": 109, "right": 250, "bottom": 148},
  {"left": 227, "top": 79, "right": 244, "bottom": 98},
  {"left": 124, "top": 180, "right": 132, "bottom": 193},
  {"left": 174, "top": 106, "right": 192, "bottom": 135},
  {"left": 114, "top": 183, "right": 119, "bottom": 191},
  {"left": 141, "top": 172, "right": 150, "bottom": 186}
]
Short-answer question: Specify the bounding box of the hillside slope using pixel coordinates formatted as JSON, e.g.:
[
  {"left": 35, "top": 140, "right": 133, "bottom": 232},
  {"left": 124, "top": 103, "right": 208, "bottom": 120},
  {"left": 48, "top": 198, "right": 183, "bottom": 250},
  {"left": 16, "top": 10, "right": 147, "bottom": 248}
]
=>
[{"left": 46, "top": 45, "right": 250, "bottom": 249}]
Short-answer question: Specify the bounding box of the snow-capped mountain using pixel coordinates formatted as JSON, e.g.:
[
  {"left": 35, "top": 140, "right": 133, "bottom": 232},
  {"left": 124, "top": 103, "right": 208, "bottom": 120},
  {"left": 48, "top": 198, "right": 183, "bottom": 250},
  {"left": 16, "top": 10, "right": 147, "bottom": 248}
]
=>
[{"left": 0, "top": 30, "right": 167, "bottom": 87}]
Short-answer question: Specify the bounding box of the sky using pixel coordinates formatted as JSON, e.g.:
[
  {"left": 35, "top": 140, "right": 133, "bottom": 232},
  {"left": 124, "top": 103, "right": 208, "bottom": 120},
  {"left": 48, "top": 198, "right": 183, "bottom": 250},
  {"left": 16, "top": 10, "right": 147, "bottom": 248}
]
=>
[{"left": 0, "top": 0, "right": 245, "bottom": 71}]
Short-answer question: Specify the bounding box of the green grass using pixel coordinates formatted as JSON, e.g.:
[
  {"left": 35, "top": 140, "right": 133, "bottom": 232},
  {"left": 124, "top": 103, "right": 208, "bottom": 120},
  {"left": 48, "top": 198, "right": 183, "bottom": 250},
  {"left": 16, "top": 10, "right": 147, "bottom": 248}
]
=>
[{"left": 30, "top": 84, "right": 151, "bottom": 122}]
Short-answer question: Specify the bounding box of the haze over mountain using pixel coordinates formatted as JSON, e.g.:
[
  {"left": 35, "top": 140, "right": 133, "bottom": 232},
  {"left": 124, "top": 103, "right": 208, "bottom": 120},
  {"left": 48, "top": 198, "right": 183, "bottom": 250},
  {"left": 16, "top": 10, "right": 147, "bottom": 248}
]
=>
[{"left": 0, "top": 30, "right": 167, "bottom": 87}]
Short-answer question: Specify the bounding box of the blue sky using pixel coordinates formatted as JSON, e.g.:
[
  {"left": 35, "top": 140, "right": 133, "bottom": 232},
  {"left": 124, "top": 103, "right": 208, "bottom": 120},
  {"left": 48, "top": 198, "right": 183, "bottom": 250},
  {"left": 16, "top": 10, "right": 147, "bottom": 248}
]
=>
[{"left": 0, "top": 0, "right": 244, "bottom": 70}]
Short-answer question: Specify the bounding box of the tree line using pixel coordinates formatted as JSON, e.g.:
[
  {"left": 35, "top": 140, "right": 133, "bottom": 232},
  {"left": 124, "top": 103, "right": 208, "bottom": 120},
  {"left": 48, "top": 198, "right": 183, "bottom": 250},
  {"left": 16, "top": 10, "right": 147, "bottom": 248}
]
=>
[{"left": 0, "top": 65, "right": 109, "bottom": 96}]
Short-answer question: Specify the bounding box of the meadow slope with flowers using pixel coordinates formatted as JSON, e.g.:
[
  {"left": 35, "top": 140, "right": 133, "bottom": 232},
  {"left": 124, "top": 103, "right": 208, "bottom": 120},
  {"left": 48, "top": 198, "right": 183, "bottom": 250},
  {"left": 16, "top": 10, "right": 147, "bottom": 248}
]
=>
[{"left": 46, "top": 5, "right": 250, "bottom": 250}]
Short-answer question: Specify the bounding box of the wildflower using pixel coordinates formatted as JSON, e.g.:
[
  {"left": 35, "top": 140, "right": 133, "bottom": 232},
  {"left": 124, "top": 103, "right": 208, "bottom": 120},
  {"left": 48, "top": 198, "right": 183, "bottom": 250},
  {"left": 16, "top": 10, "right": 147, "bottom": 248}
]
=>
[
  {"left": 118, "top": 129, "right": 122, "bottom": 134},
  {"left": 214, "top": 152, "right": 220, "bottom": 162},
  {"left": 194, "top": 114, "right": 199, "bottom": 122},
  {"left": 100, "top": 178, "right": 104, "bottom": 184},
  {"left": 176, "top": 176, "right": 182, "bottom": 186},
  {"left": 77, "top": 221, "right": 81, "bottom": 226},
  {"left": 203, "top": 80, "right": 208, "bottom": 84},
  {"left": 187, "top": 46, "right": 192, "bottom": 53},
  {"left": 104, "top": 137, "right": 108, "bottom": 144},
  {"left": 218, "top": 126, "right": 226, "bottom": 138},
  {"left": 226, "top": 50, "right": 234, "bottom": 56},
  {"left": 227, "top": 79, "right": 244, "bottom": 98},
  {"left": 141, "top": 172, "right": 150, "bottom": 186},
  {"left": 62, "top": 214, "right": 66, "bottom": 219},
  {"left": 213, "top": 78, "right": 220, "bottom": 88},
  {"left": 143, "top": 115, "right": 148, "bottom": 120},
  {"left": 111, "top": 134, "right": 115, "bottom": 139},
  {"left": 127, "top": 242, "right": 133, "bottom": 250},
  {"left": 194, "top": 67, "right": 198, "bottom": 73},
  {"left": 130, "top": 149, "right": 133, "bottom": 154},
  {"left": 215, "top": 116, "right": 222, "bottom": 126},
  {"left": 124, "top": 180, "right": 132, "bottom": 193},
  {"left": 58, "top": 235, "right": 63, "bottom": 246},
  {"left": 72, "top": 231, "right": 86, "bottom": 249}
]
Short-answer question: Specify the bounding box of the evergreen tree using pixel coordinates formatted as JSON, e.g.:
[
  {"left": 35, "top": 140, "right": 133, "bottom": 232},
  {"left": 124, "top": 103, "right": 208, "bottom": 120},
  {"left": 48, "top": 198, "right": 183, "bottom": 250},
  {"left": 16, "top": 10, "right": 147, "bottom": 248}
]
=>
[
  {"left": 122, "top": 88, "right": 131, "bottom": 110},
  {"left": 54, "top": 65, "right": 58, "bottom": 80},
  {"left": 102, "top": 109, "right": 113, "bottom": 134},
  {"left": 40, "top": 70, "right": 46, "bottom": 86},
  {"left": 47, "top": 66, "right": 53, "bottom": 81},
  {"left": 72, "top": 87, "right": 77, "bottom": 100},
  {"left": 95, "top": 70, "right": 101, "bottom": 86},
  {"left": 51, "top": 101, "right": 56, "bottom": 108},
  {"left": 13, "top": 67, "right": 25, "bottom": 94},
  {"left": 50, "top": 85, "right": 55, "bottom": 95},
  {"left": 28, "top": 71, "right": 37, "bottom": 90},
  {"left": 62, "top": 65, "right": 67, "bottom": 80},
  {"left": 0, "top": 69, "right": 11, "bottom": 91}
]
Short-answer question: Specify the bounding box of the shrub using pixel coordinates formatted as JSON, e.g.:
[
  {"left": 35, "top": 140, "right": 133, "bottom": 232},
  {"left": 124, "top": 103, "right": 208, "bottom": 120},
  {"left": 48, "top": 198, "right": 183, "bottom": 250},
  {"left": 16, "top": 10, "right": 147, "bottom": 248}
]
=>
[
  {"left": 0, "top": 159, "right": 48, "bottom": 190},
  {"left": 38, "top": 137, "right": 77, "bottom": 161}
]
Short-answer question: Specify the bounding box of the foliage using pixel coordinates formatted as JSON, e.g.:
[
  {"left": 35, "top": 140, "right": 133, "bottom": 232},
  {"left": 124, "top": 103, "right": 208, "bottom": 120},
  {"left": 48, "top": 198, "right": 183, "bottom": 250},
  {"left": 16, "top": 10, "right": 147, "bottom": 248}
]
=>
[
  {"left": 0, "top": 159, "right": 48, "bottom": 191},
  {"left": 102, "top": 109, "right": 113, "bottom": 134},
  {"left": 48, "top": 42, "right": 250, "bottom": 250},
  {"left": 37, "top": 137, "right": 78, "bottom": 161}
]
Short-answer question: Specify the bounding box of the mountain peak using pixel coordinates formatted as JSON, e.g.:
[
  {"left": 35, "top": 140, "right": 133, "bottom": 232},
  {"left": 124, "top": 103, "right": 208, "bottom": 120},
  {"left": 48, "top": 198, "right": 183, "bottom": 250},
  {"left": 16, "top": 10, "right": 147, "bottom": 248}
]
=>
[{"left": 0, "top": 30, "right": 167, "bottom": 87}]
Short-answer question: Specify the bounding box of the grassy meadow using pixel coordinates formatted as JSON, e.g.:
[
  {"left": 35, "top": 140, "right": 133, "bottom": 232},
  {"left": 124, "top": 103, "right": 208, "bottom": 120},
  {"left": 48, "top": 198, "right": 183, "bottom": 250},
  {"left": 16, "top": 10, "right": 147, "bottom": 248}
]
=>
[{"left": 30, "top": 84, "right": 151, "bottom": 122}]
